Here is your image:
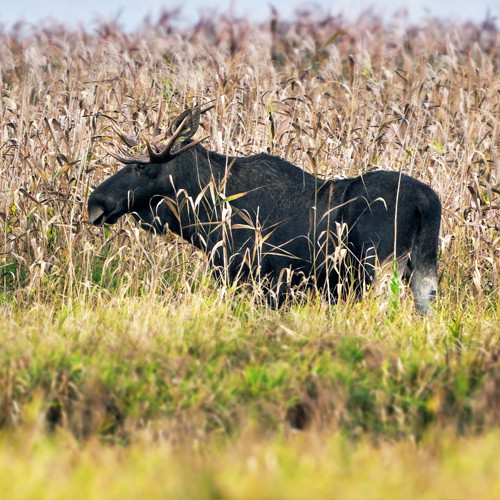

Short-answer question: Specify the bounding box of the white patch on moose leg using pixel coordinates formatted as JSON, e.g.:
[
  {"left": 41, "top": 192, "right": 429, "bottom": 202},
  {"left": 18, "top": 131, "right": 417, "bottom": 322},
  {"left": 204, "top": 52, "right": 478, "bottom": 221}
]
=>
[{"left": 411, "top": 272, "right": 438, "bottom": 315}]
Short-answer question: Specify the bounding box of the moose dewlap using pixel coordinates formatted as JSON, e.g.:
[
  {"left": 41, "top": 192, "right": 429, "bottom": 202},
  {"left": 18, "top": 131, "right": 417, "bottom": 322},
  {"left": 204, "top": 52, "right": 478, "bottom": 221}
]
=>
[{"left": 88, "top": 106, "right": 441, "bottom": 313}]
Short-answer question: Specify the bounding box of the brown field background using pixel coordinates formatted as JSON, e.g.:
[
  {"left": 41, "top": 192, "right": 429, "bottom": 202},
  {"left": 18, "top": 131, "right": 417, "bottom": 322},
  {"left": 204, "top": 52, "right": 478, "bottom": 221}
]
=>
[{"left": 1, "top": 11, "right": 498, "bottom": 305}]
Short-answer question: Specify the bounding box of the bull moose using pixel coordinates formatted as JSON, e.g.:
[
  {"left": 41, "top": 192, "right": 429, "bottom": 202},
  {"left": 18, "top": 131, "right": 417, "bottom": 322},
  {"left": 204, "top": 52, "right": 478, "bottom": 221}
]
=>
[{"left": 88, "top": 105, "right": 441, "bottom": 313}]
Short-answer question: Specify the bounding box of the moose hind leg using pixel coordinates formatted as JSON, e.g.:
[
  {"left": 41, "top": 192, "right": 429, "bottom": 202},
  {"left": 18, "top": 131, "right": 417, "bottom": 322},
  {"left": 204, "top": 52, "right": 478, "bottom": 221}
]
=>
[
  {"left": 407, "top": 231, "right": 440, "bottom": 315},
  {"left": 409, "top": 269, "right": 438, "bottom": 315},
  {"left": 408, "top": 186, "right": 441, "bottom": 315}
]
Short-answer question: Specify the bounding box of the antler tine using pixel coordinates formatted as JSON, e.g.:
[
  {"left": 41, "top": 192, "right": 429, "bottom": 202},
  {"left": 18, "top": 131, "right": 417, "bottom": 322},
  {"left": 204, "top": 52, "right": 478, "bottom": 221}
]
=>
[
  {"left": 145, "top": 138, "right": 159, "bottom": 163},
  {"left": 199, "top": 102, "right": 216, "bottom": 115},
  {"left": 169, "top": 135, "right": 209, "bottom": 157},
  {"left": 100, "top": 113, "right": 138, "bottom": 149},
  {"left": 106, "top": 148, "right": 149, "bottom": 164},
  {"left": 146, "top": 113, "right": 191, "bottom": 163},
  {"left": 167, "top": 109, "right": 192, "bottom": 136},
  {"left": 168, "top": 112, "right": 192, "bottom": 143},
  {"left": 114, "top": 126, "right": 139, "bottom": 149}
]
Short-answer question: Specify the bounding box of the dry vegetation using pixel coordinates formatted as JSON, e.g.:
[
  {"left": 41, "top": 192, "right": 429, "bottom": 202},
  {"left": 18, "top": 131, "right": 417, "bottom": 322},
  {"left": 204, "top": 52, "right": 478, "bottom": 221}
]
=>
[
  {"left": 0, "top": 7, "right": 499, "bottom": 499},
  {"left": 1, "top": 9, "right": 499, "bottom": 305}
]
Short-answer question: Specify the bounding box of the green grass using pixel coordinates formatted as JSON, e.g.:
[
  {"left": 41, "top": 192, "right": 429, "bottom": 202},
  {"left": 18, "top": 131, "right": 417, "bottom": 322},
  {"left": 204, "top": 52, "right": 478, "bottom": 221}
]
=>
[
  {"left": 1, "top": 292, "right": 499, "bottom": 437},
  {"left": 0, "top": 293, "right": 498, "bottom": 498}
]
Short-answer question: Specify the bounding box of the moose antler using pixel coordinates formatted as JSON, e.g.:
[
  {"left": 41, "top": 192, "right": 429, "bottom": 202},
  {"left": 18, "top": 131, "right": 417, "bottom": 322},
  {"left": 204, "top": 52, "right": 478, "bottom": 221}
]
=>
[
  {"left": 100, "top": 114, "right": 139, "bottom": 149},
  {"left": 103, "top": 104, "right": 214, "bottom": 165}
]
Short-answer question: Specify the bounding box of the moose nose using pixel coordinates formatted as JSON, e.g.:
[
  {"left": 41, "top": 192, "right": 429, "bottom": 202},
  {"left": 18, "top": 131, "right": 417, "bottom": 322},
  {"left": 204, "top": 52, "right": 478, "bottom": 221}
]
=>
[
  {"left": 88, "top": 191, "right": 114, "bottom": 226},
  {"left": 88, "top": 204, "right": 106, "bottom": 226}
]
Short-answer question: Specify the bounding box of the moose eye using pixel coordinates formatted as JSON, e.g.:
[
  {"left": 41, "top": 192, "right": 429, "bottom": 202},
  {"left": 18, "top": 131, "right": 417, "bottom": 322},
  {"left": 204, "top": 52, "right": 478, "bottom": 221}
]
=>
[{"left": 136, "top": 163, "right": 146, "bottom": 170}]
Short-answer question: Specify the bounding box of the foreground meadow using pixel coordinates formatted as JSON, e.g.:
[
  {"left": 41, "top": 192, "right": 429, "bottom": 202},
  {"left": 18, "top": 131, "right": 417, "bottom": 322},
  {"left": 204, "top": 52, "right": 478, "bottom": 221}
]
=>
[{"left": 1, "top": 7, "right": 499, "bottom": 498}]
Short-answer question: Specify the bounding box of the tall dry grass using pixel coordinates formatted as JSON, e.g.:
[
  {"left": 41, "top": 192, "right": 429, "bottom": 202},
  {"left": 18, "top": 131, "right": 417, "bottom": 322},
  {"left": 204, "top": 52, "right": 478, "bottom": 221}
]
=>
[{"left": 0, "top": 10, "right": 498, "bottom": 310}]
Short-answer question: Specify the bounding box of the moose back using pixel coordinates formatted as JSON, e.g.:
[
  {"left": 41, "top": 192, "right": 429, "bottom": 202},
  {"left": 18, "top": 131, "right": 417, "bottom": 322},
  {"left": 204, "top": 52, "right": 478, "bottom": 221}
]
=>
[{"left": 88, "top": 107, "right": 441, "bottom": 313}]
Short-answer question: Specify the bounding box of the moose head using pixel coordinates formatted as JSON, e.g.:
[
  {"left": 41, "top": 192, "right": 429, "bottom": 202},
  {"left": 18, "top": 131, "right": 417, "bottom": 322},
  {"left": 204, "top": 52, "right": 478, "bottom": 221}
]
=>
[{"left": 88, "top": 105, "right": 214, "bottom": 234}]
